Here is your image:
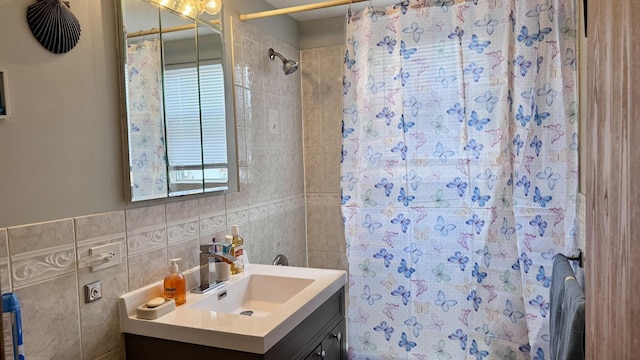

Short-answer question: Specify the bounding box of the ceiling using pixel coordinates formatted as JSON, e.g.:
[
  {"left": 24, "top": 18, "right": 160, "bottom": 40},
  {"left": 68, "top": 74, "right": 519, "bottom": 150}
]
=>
[{"left": 263, "top": 0, "right": 398, "bottom": 22}]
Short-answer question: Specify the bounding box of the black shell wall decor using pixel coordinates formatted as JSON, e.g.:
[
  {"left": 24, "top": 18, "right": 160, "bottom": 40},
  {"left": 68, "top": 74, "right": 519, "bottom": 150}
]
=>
[{"left": 27, "top": 0, "right": 81, "bottom": 54}]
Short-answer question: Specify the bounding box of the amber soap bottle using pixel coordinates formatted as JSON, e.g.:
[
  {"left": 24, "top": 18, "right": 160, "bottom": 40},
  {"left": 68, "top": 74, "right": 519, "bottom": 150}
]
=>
[
  {"left": 230, "top": 225, "right": 245, "bottom": 274},
  {"left": 164, "top": 258, "right": 186, "bottom": 305}
]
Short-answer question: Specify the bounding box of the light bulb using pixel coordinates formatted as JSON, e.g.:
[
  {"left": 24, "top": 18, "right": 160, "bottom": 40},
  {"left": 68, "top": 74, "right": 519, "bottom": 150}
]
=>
[{"left": 202, "top": 0, "right": 221, "bottom": 15}]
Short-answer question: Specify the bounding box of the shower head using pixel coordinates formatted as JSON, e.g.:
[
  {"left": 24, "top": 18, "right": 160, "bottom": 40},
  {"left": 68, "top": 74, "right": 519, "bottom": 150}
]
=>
[{"left": 268, "top": 48, "right": 299, "bottom": 75}]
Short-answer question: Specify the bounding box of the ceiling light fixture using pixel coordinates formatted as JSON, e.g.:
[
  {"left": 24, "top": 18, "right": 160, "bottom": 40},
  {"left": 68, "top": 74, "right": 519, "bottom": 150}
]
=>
[{"left": 152, "top": 0, "right": 222, "bottom": 17}]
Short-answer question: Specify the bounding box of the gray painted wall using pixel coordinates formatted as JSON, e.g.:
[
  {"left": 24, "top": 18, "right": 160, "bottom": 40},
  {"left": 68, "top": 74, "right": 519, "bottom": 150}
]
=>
[
  {"left": 0, "top": 0, "right": 298, "bottom": 228},
  {"left": 299, "top": 16, "right": 345, "bottom": 49}
]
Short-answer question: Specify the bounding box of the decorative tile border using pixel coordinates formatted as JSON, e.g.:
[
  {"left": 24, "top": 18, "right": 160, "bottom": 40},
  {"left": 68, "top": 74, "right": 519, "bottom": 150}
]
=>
[
  {"left": 167, "top": 218, "right": 199, "bottom": 244},
  {"left": 199, "top": 211, "right": 227, "bottom": 236},
  {"left": 0, "top": 257, "right": 10, "bottom": 293},
  {"left": 226, "top": 207, "right": 249, "bottom": 226},
  {"left": 306, "top": 194, "right": 339, "bottom": 207},
  {"left": 306, "top": 194, "right": 324, "bottom": 207},
  {"left": 11, "top": 243, "right": 76, "bottom": 289},
  {"left": 126, "top": 225, "right": 166, "bottom": 256},
  {"left": 248, "top": 204, "right": 269, "bottom": 222}
]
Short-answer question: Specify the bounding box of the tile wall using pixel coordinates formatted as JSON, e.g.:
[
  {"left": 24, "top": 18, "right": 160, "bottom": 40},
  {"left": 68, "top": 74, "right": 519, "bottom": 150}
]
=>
[
  {"left": 301, "top": 45, "right": 348, "bottom": 271},
  {"left": 0, "top": 19, "right": 306, "bottom": 360}
]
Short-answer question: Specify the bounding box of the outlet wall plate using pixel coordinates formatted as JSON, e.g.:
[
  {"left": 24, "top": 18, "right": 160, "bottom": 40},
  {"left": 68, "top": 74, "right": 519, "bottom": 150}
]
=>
[
  {"left": 85, "top": 280, "right": 102, "bottom": 303},
  {"left": 89, "top": 242, "right": 121, "bottom": 272}
]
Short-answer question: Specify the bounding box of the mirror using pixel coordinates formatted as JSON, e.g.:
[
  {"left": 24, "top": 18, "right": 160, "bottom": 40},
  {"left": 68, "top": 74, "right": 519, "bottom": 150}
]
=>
[{"left": 118, "top": 0, "right": 238, "bottom": 202}]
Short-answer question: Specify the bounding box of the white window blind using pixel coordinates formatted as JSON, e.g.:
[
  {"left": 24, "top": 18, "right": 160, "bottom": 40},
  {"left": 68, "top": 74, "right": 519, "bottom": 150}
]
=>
[{"left": 164, "top": 62, "right": 227, "bottom": 168}]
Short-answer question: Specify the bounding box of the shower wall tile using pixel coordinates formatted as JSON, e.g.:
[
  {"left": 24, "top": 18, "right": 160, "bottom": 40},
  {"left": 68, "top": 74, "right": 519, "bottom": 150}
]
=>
[
  {"left": 199, "top": 194, "right": 226, "bottom": 215},
  {"left": 75, "top": 212, "right": 126, "bottom": 271},
  {"left": 78, "top": 264, "right": 127, "bottom": 359},
  {"left": 15, "top": 273, "right": 81, "bottom": 359},
  {"left": 166, "top": 199, "right": 198, "bottom": 223},
  {"left": 7, "top": 218, "right": 74, "bottom": 255},
  {"left": 301, "top": 48, "right": 320, "bottom": 100},
  {"left": 306, "top": 206, "right": 325, "bottom": 252},
  {"left": 74, "top": 211, "right": 128, "bottom": 360},
  {"left": 166, "top": 200, "right": 199, "bottom": 245},
  {"left": 125, "top": 205, "right": 167, "bottom": 258},
  {"left": 168, "top": 238, "right": 199, "bottom": 271},
  {"left": 303, "top": 100, "right": 322, "bottom": 148},
  {"left": 226, "top": 206, "right": 249, "bottom": 227},
  {"left": 264, "top": 93, "right": 284, "bottom": 148},
  {"left": 322, "top": 146, "right": 342, "bottom": 193},
  {"left": 95, "top": 346, "right": 126, "bottom": 360},
  {"left": 241, "top": 36, "right": 265, "bottom": 91},
  {"left": 126, "top": 204, "right": 166, "bottom": 230},
  {"left": 305, "top": 147, "right": 324, "bottom": 193},
  {"left": 302, "top": 44, "right": 348, "bottom": 270},
  {"left": 263, "top": 48, "right": 283, "bottom": 97},
  {"left": 289, "top": 253, "right": 308, "bottom": 267},
  {"left": 9, "top": 219, "right": 76, "bottom": 289},
  {"left": 74, "top": 211, "right": 125, "bottom": 243},
  {"left": 245, "top": 90, "right": 267, "bottom": 148},
  {"left": 127, "top": 247, "right": 167, "bottom": 291},
  {"left": 321, "top": 96, "right": 343, "bottom": 149}
]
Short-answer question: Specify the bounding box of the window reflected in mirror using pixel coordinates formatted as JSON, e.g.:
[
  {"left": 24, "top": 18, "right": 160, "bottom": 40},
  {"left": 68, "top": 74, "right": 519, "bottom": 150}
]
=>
[{"left": 119, "top": 0, "right": 237, "bottom": 202}]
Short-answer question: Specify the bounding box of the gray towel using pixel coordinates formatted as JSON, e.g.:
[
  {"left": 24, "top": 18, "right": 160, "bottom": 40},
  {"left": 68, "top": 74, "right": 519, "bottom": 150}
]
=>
[{"left": 550, "top": 254, "right": 585, "bottom": 360}]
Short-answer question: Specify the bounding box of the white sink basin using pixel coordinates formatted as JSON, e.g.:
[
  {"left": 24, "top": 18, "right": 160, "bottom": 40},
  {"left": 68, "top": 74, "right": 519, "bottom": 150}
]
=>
[
  {"left": 188, "top": 274, "right": 314, "bottom": 316},
  {"left": 119, "top": 264, "right": 346, "bottom": 354}
]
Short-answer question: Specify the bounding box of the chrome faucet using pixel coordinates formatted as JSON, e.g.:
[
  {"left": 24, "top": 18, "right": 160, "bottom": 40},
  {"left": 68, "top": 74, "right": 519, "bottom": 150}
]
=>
[{"left": 193, "top": 243, "right": 237, "bottom": 294}]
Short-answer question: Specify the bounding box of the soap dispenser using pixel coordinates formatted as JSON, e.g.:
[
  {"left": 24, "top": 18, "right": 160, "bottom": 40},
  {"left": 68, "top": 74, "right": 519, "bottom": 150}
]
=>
[{"left": 164, "top": 258, "right": 186, "bottom": 305}]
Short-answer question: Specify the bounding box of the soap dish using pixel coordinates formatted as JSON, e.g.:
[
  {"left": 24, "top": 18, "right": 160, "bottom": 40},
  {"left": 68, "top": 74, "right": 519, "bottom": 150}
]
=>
[{"left": 136, "top": 298, "right": 176, "bottom": 320}]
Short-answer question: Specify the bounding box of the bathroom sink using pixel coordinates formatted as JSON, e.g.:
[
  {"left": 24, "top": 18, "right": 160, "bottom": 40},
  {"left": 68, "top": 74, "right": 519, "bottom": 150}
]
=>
[
  {"left": 188, "top": 274, "right": 314, "bottom": 316},
  {"left": 119, "top": 264, "right": 346, "bottom": 354}
]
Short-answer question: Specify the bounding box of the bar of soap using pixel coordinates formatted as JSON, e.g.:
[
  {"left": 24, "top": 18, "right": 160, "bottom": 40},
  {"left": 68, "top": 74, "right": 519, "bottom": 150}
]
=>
[{"left": 146, "top": 297, "right": 166, "bottom": 308}]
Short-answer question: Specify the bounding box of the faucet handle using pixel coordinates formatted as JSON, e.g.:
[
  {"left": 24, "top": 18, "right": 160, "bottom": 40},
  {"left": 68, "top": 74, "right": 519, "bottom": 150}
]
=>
[{"left": 200, "top": 243, "right": 215, "bottom": 254}]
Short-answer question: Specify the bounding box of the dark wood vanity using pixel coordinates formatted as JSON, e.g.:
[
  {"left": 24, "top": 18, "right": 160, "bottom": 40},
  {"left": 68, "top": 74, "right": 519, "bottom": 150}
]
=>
[{"left": 125, "top": 287, "right": 346, "bottom": 359}]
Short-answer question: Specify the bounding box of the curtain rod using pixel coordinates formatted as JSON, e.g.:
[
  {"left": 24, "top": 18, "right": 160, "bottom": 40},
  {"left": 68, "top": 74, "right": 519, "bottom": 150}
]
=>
[
  {"left": 239, "top": 0, "right": 368, "bottom": 21},
  {"left": 127, "top": 24, "right": 195, "bottom": 38},
  {"left": 126, "top": 20, "right": 221, "bottom": 38},
  {"left": 239, "top": 0, "right": 471, "bottom": 21}
]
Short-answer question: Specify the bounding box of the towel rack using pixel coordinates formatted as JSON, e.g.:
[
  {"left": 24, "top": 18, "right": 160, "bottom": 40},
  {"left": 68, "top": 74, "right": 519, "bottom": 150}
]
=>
[{"left": 565, "top": 249, "right": 583, "bottom": 268}]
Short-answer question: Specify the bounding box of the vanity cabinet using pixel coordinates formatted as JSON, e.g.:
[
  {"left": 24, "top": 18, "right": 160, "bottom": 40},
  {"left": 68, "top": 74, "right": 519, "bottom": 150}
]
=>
[
  {"left": 305, "top": 319, "right": 345, "bottom": 360},
  {"left": 125, "top": 287, "right": 346, "bottom": 359}
]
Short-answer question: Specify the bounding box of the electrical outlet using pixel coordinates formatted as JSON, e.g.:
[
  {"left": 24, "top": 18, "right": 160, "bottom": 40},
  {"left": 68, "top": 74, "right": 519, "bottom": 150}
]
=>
[
  {"left": 88, "top": 242, "right": 121, "bottom": 272},
  {"left": 85, "top": 280, "right": 102, "bottom": 303}
]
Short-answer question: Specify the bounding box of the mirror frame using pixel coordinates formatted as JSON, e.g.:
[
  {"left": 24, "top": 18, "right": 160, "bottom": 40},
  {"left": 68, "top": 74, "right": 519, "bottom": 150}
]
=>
[{"left": 115, "top": 0, "right": 238, "bottom": 202}]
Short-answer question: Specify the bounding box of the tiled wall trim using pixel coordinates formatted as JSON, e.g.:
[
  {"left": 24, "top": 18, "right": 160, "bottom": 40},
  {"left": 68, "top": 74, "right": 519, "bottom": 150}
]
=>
[
  {"left": 11, "top": 243, "right": 76, "bottom": 289},
  {"left": 166, "top": 218, "right": 199, "bottom": 244},
  {"left": 126, "top": 225, "right": 167, "bottom": 256},
  {"left": 199, "top": 210, "right": 227, "bottom": 236},
  {"left": 225, "top": 207, "right": 249, "bottom": 226},
  {"left": 0, "top": 257, "right": 10, "bottom": 293}
]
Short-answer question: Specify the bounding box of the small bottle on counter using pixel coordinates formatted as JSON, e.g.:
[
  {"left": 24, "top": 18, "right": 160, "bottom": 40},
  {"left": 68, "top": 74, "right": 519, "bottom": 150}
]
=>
[
  {"left": 230, "top": 225, "right": 245, "bottom": 274},
  {"left": 163, "top": 258, "right": 186, "bottom": 305}
]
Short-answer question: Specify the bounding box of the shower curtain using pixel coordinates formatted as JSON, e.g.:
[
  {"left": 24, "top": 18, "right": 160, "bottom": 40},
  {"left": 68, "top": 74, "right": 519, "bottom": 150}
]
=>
[
  {"left": 126, "top": 38, "right": 168, "bottom": 200},
  {"left": 341, "top": 1, "right": 578, "bottom": 359}
]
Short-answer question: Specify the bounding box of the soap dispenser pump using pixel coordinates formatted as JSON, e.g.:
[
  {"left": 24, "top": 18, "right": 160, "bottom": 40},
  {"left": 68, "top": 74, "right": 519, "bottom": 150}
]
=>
[{"left": 164, "top": 258, "right": 186, "bottom": 305}]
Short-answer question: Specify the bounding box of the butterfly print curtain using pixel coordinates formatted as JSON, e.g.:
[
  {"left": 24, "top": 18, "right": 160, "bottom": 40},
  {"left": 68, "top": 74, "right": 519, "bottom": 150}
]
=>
[
  {"left": 126, "top": 39, "right": 168, "bottom": 200},
  {"left": 341, "top": 0, "right": 578, "bottom": 359}
]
